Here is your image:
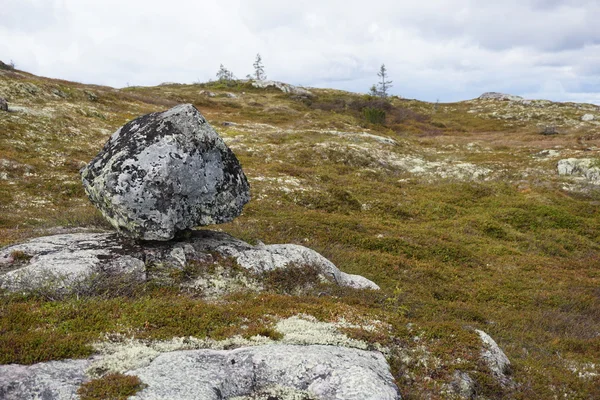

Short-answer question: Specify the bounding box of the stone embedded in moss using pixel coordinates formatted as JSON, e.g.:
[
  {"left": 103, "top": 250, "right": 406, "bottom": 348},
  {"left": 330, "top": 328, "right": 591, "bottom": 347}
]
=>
[{"left": 80, "top": 104, "right": 250, "bottom": 241}]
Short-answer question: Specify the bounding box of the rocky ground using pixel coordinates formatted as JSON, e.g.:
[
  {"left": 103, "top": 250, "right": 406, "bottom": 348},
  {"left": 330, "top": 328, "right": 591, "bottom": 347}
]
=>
[{"left": 0, "top": 65, "right": 599, "bottom": 399}]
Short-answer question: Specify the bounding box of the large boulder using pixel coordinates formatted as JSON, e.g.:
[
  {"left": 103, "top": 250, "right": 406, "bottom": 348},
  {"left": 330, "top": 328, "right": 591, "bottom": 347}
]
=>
[{"left": 81, "top": 104, "right": 250, "bottom": 241}]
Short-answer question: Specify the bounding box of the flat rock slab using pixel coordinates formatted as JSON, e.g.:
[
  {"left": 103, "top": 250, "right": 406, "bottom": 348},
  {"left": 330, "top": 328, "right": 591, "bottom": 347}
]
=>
[
  {"left": 81, "top": 104, "right": 250, "bottom": 241},
  {"left": 129, "top": 345, "right": 399, "bottom": 400},
  {"left": 0, "top": 359, "right": 91, "bottom": 400},
  {"left": 0, "top": 230, "right": 379, "bottom": 292},
  {"left": 0, "top": 346, "right": 399, "bottom": 400}
]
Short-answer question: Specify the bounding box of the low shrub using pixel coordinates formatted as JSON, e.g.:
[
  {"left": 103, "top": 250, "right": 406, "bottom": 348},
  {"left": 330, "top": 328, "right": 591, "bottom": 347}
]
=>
[{"left": 78, "top": 374, "right": 145, "bottom": 400}]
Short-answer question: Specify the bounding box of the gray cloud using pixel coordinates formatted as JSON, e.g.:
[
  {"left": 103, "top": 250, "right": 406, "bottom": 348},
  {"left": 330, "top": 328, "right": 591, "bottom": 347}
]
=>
[{"left": 0, "top": 0, "right": 598, "bottom": 104}]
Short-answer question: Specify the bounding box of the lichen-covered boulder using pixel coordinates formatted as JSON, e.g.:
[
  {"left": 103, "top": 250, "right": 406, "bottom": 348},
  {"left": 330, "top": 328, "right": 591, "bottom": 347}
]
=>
[{"left": 81, "top": 104, "right": 250, "bottom": 240}]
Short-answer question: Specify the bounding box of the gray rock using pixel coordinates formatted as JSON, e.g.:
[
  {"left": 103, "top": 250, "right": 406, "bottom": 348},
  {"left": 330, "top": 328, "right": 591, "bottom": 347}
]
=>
[
  {"left": 0, "top": 233, "right": 146, "bottom": 292},
  {"left": 251, "top": 80, "right": 313, "bottom": 97},
  {"left": 476, "top": 330, "right": 514, "bottom": 389},
  {"left": 557, "top": 158, "right": 600, "bottom": 184},
  {"left": 0, "top": 359, "right": 91, "bottom": 400},
  {"left": 0, "top": 97, "right": 7, "bottom": 112},
  {"left": 0, "top": 346, "right": 398, "bottom": 400},
  {"left": 450, "top": 371, "right": 476, "bottom": 399},
  {"left": 200, "top": 90, "right": 216, "bottom": 97},
  {"left": 80, "top": 104, "right": 250, "bottom": 241},
  {"left": 0, "top": 230, "right": 380, "bottom": 292},
  {"left": 478, "top": 92, "right": 524, "bottom": 102},
  {"left": 581, "top": 114, "right": 595, "bottom": 122},
  {"left": 129, "top": 345, "right": 399, "bottom": 400}
]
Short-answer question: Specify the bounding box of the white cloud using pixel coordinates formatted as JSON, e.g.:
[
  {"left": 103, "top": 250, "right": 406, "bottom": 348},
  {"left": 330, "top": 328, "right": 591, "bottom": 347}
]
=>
[{"left": 0, "top": 0, "right": 598, "bottom": 104}]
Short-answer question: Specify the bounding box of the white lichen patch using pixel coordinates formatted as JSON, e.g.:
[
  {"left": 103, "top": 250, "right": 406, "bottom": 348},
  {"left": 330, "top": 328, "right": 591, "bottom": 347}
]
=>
[
  {"left": 250, "top": 175, "right": 308, "bottom": 194},
  {"left": 88, "top": 314, "right": 383, "bottom": 377},
  {"left": 230, "top": 385, "right": 318, "bottom": 400},
  {"left": 314, "top": 142, "right": 493, "bottom": 181},
  {"left": 182, "top": 265, "right": 263, "bottom": 299},
  {"left": 275, "top": 315, "right": 370, "bottom": 349},
  {"left": 566, "top": 360, "right": 599, "bottom": 380}
]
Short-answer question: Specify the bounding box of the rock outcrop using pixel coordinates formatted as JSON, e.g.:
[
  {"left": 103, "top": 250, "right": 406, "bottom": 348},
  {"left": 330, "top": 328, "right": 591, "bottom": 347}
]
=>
[
  {"left": 581, "top": 114, "right": 595, "bottom": 122},
  {"left": 557, "top": 158, "right": 600, "bottom": 184},
  {"left": 478, "top": 92, "right": 524, "bottom": 102},
  {"left": 80, "top": 104, "right": 250, "bottom": 241},
  {"left": 0, "top": 230, "right": 380, "bottom": 292},
  {"left": 0, "top": 359, "right": 90, "bottom": 400},
  {"left": 251, "top": 80, "right": 313, "bottom": 97},
  {"left": 0, "top": 97, "right": 7, "bottom": 112},
  {"left": 0, "top": 345, "right": 399, "bottom": 400}
]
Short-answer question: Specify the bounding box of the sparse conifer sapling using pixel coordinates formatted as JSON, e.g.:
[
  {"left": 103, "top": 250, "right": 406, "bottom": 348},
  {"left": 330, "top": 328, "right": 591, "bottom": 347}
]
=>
[{"left": 253, "top": 53, "right": 267, "bottom": 81}]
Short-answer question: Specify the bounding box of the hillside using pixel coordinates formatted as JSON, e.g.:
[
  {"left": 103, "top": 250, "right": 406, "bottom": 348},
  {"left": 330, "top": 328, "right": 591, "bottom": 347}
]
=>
[{"left": 1, "top": 65, "right": 599, "bottom": 399}]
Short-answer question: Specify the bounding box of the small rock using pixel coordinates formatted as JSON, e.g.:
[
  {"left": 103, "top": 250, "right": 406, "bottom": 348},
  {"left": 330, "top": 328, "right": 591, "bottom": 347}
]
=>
[
  {"left": 222, "top": 121, "right": 237, "bottom": 127},
  {"left": 200, "top": 90, "right": 216, "bottom": 97},
  {"left": 476, "top": 330, "right": 514, "bottom": 389},
  {"left": 0, "top": 97, "right": 7, "bottom": 112},
  {"left": 535, "top": 149, "right": 560, "bottom": 158},
  {"left": 450, "top": 371, "right": 476, "bottom": 399},
  {"left": 80, "top": 104, "right": 250, "bottom": 241},
  {"left": 224, "top": 92, "right": 237, "bottom": 98},
  {"left": 582, "top": 114, "right": 595, "bottom": 122}
]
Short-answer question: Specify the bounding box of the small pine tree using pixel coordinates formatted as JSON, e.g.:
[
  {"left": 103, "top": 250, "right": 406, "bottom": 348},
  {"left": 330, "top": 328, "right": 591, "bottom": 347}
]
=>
[
  {"left": 216, "top": 64, "right": 234, "bottom": 82},
  {"left": 376, "top": 64, "right": 393, "bottom": 98},
  {"left": 368, "top": 84, "right": 379, "bottom": 97},
  {"left": 253, "top": 54, "right": 266, "bottom": 81}
]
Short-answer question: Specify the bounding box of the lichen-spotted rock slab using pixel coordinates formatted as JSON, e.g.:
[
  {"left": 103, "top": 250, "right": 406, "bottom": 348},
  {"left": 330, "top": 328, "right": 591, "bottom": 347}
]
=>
[
  {"left": 0, "top": 232, "right": 145, "bottom": 292},
  {"left": 0, "top": 230, "right": 380, "bottom": 292},
  {"left": 128, "top": 345, "right": 400, "bottom": 400},
  {"left": 81, "top": 104, "right": 250, "bottom": 241},
  {"left": 0, "top": 359, "right": 91, "bottom": 400}
]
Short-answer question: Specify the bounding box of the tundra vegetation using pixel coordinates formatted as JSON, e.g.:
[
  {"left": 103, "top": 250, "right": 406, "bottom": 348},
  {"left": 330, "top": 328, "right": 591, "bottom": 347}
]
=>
[{"left": 0, "top": 64, "right": 599, "bottom": 399}]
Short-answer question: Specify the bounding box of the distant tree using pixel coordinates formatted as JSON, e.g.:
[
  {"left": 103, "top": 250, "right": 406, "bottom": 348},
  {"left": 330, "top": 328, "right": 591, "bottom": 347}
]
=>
[
  {"left": 216, "top": 64, "right": 235, "bottom": 82},
  {"left": 368, "top": 84, "right": 379, "bottom": 97},
  {"left": 375, "top": 64, "right": 393, "bottom": 98},
  {"left": 9, "top": 60, "right": 15, "bottom": 69},
  {"left": 253, "top": 54, "right": 266, "bottom": 81}
]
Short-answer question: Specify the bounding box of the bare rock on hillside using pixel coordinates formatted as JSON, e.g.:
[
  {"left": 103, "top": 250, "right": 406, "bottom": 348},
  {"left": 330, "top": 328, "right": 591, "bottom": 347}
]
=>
[
  {"left": 476, "top": 330, "right": 514, "bottom": 389},
  {"left": 0, "top": 230, "right": 380, "bottom": 293},
  {"left": 80, "top": 104, "right": 250, "bottom": 241},
  {"left": 478, "top": 92, "right": 524, "bottom": 102},
  {"left": 0, "top": 359, "right": 91, "bottom": 400},
  {"left": 581, "top": 114, "right": 595, "bottom": 122},
  {"left": 128, "top": 345, "right": 399, "bottom": 400},
  {"left": 0, "top": 97, "right": 7, "bottom": 112},
  {"left": 0, "top": 345, "right": 399, "bottom": 400},
  {"left": 0, "top": 233, "right": 146, "bottom": 292},
  {"left": 557, "top": 158, "right": 600, "bottom": 184},
  {"left": 251, "top": 80, "right": 313, "bottom": 97}
]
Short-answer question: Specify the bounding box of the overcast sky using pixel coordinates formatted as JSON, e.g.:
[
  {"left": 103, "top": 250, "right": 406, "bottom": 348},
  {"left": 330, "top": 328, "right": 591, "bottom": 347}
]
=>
[{"left": 1, "top": 0, "right": 599, "bottom": 104}]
